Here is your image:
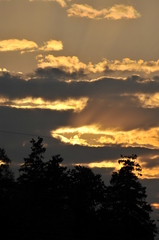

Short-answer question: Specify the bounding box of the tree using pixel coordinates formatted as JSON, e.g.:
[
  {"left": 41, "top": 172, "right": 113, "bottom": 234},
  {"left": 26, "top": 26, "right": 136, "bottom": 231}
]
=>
[
  {"left": 68, "top": 165, "right": 106, "bottom": 239},
  {"left": 0, "top": 148, "right": 14, "bottom": 197},
  {"left": 18, "top": 137, "right": 46, "bottom": 185},
  {"left": 107, "top": 154, "right": 157, "bottom": 240},
  {"left": 16, "top": 137, "right": 46, "bottom": 237},
  {"left": 0, "top": 148, "right": 15, "bottom": 236},
  {"left": 41, "top": 154, "right": 70, "bottom": 237},
  {"left": 17, "top": 138, "right": 70, "bottom": 239}
]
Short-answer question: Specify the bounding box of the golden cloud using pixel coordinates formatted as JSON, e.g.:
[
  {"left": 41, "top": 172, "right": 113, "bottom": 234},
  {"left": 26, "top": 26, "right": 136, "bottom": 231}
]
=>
[
  {"left": 73, "top": 155, "right": 159, "bottom": 179},
  {"left": 37, "top": 55, "right": 159, "bottom": 76},
  {"left": 67, "top": 4, "right": 141, "bottom": 20},
  {"left": 121, "top": 93, "right": 159, "bottom": 108},
  {"left": 0, "top": 39, "right": 38, "bottom": 52},
  {"left": 56, "top": 0, "right": 66, "bottom": 7},
  {"left": 39, "top": 40, "right": 63, "bottom": 51},
  {"left": 135, "top": 155, "right": 159, "bottom": 179},
  {"left": 135, "top": 93, "right": 159, "bottom": 108},
  {"left": 75, "top": 161, "right": 119, "bottom": 169},
  {"left": 110, "top": 58, "right": 159, "bottom": 74},
  {"left": 37, "top": 54, "right": 87, "bottom": 73},
  {"left": 0, "top": 39, "right": 64, "bottom": 54},
  {"left": 0, "top": 68, "right": 9, "bottom": 73},
  {"left": 51, "top": 125, "right": 159, "bottom": 149},
  {"left": 0, "top": 97, "right": 88, "bottom": 112},
  {"left": 151, "top": 203, "right": 159, "bottom": 209}
]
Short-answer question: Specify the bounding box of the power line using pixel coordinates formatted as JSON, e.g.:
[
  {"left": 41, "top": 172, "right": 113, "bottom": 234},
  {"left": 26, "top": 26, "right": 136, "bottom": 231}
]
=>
[{"left": 0, "top": 129, "right": 53, "bottom": 139}]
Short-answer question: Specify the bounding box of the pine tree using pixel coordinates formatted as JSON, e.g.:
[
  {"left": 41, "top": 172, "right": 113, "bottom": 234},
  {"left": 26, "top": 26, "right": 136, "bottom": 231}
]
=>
[
  {"left": 18, "top": 137, "right": 46, "bottom": 185},
  {"left": 107, "top": 154, "right": 157, "bottom": 240}
]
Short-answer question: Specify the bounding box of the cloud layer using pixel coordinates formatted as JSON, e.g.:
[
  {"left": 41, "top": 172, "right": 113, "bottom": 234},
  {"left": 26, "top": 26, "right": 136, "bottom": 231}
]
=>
[
  {"left": 37, "top": 55, "right": 159, "bottom": 77},
  {"left": 67, "top": 4, "right": 141, "bottom": 20}
]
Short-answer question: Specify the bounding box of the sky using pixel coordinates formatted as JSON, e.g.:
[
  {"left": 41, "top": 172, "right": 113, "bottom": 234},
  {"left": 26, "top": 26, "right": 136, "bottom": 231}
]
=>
[{"left": 1, "top": 0, "right": 159, "bottom": 228}]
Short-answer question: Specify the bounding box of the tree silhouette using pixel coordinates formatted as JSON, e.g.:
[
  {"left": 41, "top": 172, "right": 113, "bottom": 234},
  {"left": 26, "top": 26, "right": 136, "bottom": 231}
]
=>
[
  {"left": 41, "top": 154, "right": 70, "bottom": 238},
  {"left": 0, "top": 148, "right": 14, "bottom": 195},
  {"left": 18, "top": 137, "right": 46, "bottom": 185},
  {"left": 107, "top": 154, "right": 157, "bottom": 240},
  {"left": 68, "top": 165, "right": 106, "bottom": 239},
  {"left": 17, "top": 138, "right": 70, "bottom": 239},
  {"left": 2, "top": 138, "right": 156, "bottom": 240},
  {"left": 16, "top": 137, "right": 47, "bottom": 238},
  {"left": 0, "top": 148, "right": 15, "bottom": 236}
]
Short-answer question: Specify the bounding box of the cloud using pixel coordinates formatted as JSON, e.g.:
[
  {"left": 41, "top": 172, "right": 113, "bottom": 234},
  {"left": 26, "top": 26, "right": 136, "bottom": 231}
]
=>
[
  {"left": 0, "top": 39, "right": 38, "bottom": 53},
  {"left": 37, "top": 54, "right": 88, "bottom": 74},
  {"left": 123, "top": 93, "right": 159, "bottom": 109},
  {"left": 0, "top": 39, "right": 63, "bottom": 54},
  {"left": 74, "top": 158, "right": 159, "bottom": 179},
  {"left": 29, "top": 0, "right": 67, "bottom": 7},
  {"left": 80, "top": 161, "right": 118, "bottom": 169},
  {"left": 51, "top": 125, "right": 159, "bottom": 149},
  {"left": 67, "top": 4, "right": 141, "bottom": 20},
  {"left": 0, "top": 97, "right": 88, "bottom": 112},
  {"left": 1, "top": 72, "right": 159, "bottom": 137},
  {"left": 151, "top": 203, "right": 159, "bottom": 209},
  {"left": 37, "top": 55, "right": 159, "bottom": 77},
  {"left": 39, "top": 40, "right": 63, "bottom": 51}
]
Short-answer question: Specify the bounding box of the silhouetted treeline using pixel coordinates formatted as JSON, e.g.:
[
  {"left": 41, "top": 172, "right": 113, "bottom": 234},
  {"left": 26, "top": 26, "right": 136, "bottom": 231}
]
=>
[{"left": 0, "top": 137, "right": 157, "bottom": 240}]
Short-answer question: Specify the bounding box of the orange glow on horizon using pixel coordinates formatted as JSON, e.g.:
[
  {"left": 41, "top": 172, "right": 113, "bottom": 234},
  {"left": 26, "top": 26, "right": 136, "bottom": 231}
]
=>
[
  {"left": 74, "top": 160, "right": 119, "bottom": 170},
  {"left": 73, "top": 159, "right": 159, "bottom": 179}
]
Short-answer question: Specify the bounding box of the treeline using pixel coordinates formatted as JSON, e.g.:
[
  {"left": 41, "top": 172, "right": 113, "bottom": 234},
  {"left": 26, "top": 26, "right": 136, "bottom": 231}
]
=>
[{"left": 0, "top": 137, "right": 157, "bottom": 240}]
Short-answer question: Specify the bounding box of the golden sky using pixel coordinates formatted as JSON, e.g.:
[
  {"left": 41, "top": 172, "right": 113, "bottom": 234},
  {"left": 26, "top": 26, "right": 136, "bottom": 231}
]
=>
[{"left": 1, "top": 0, "right": 159, "bottom": 212}]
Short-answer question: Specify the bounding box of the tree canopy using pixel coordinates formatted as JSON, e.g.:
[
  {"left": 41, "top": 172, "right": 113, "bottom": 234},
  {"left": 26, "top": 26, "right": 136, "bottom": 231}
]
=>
[
  {"left": 107, "top": 154, "right": 157, "bottom": 240},
  {"left": 0, "top": 138, "right": 157, "bottom": 240}
]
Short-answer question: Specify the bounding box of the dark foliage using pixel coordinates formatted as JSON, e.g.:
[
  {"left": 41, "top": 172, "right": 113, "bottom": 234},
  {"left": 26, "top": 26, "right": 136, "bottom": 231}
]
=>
[
  {"left": 0, "top": 139, "right": 157, "bottom": 240},
  {"left": 107, "top": 154, "right": 157, "bottom": 240}
]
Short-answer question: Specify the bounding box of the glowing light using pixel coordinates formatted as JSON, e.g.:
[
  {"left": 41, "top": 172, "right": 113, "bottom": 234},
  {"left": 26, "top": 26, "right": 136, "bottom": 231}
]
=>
[
  {"left": 0, "top": 97, "right": 88, "bottom": 112},
  {"left": 74, "top": 161, "right": 119, "bottom": 169},
  {"left": 0, "top": 160, "right": 4, "bottom": 165},
  {"left": 51, "top": 125, "right": 159, "bottom": 149},
  {"left": 151, "top": 203, "right": 159, "bottom": 209}
]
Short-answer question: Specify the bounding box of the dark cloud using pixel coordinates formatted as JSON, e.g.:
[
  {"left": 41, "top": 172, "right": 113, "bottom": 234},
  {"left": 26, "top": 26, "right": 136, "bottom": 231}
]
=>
[
  {"left": 0, "top": 70, "right": 159, "bottom": 179},
  {"left": 35, "top": 67, "right": 87, "bottom": 80},
  {"left": 140, "top": 155, "right": 159, "bottom": 169},
  {"left": 0, "top": 71, "right": 159, "bottom": 133},
  {"left": 0, "top": 71, "right": 159, "bottom": 101}
]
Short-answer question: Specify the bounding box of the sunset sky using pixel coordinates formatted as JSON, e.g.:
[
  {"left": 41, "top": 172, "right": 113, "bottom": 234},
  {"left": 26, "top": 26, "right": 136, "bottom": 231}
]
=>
[{"left": 1, "top": 0, "right": 159, "bottom": 224}]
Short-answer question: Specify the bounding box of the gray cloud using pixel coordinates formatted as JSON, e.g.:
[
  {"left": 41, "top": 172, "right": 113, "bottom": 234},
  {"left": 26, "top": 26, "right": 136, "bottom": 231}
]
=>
[
  {"left": 0, "top": 72, "right": 159, "bottom": 133},
  {"left": 1, "top": 72, "right": 159, "bottom": 101},
  {"left": 0, "top": 70, "right": 159, "bottom": 175}
]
